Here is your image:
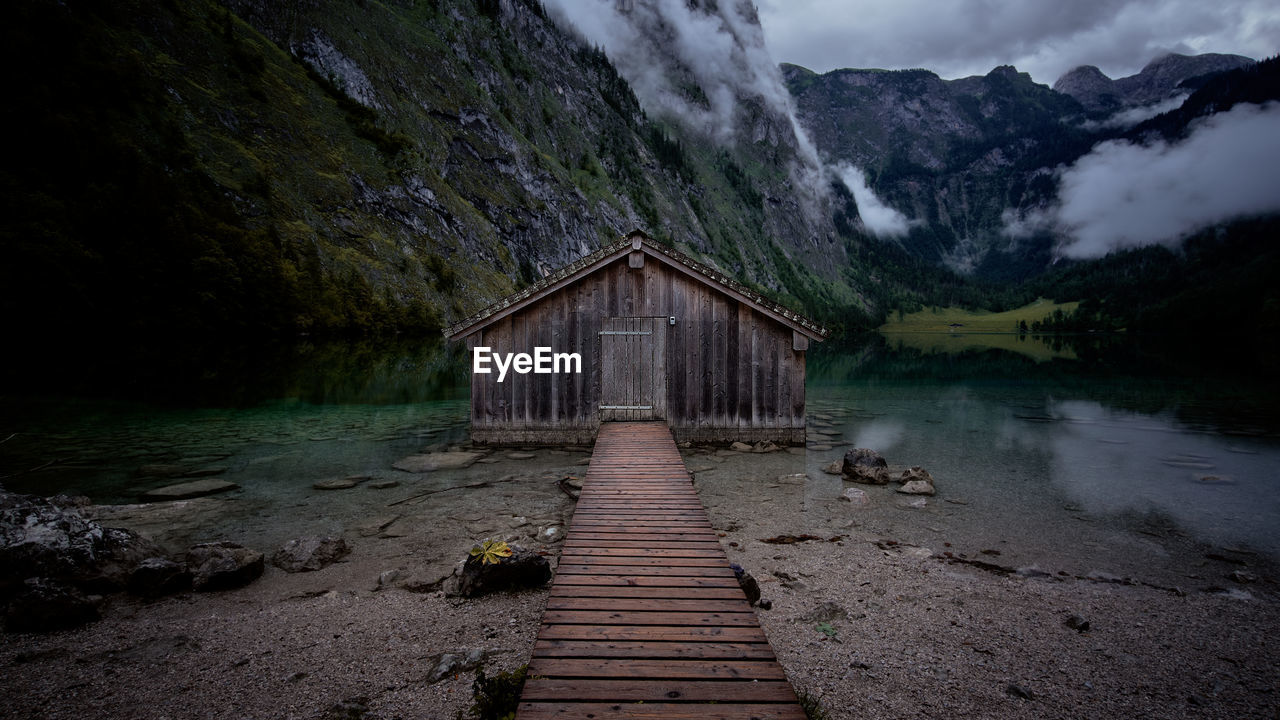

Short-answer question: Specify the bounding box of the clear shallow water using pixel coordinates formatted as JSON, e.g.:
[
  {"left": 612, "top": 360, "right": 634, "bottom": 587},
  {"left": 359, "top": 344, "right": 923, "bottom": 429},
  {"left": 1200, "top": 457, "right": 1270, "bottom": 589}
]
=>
[{"left": 2, "top": 334, "right": 1278, "bottom": 566}]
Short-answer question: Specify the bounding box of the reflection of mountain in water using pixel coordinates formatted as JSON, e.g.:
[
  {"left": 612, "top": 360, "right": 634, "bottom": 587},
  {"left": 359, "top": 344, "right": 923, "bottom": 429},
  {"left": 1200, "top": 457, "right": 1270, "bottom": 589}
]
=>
[
  {"left": 882, "top": 331, "right": 1078, "bottom": 362},
  {"left": 808, "top": 333, "right": 1280, "bottom": 440}
]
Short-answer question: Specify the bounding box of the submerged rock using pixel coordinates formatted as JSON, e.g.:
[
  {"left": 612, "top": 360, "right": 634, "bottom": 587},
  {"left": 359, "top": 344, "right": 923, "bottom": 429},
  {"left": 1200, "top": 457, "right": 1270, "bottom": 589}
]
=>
[
  {"left": 271, "top": 536, "right": 350, "bottom": 573},
  {"left": 443, "top": 545, "right": 550, "bottom": 597},
  {"left": 899, "top": 466, "right": 934, "bottom": 485},
  {"left": 841, "top": 487, "right": 871, "bottom": 506},
  {"left": 842, "top": 448, "right": 889, "bottom": 485},
  {"left": 186, "top": 541, "right": 263, "bottom": 591},
  {"left": 140, "top": 479, "right": 238, "bottom": 501},
  {"left": 392, "top": 451, "right": 484, "bottom": 473},
  {"left": 136, "top": 464, "right": 190, "bottom": 478},
  {"left": 313, "top": 477, "right": 360, "bottom": 490}
]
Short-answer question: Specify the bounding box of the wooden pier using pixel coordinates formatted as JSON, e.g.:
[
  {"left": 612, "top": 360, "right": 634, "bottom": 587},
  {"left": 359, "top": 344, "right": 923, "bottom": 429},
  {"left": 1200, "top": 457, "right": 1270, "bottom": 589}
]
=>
[{"left": 517, "top": 422, "right": 805, "bottom": 719}]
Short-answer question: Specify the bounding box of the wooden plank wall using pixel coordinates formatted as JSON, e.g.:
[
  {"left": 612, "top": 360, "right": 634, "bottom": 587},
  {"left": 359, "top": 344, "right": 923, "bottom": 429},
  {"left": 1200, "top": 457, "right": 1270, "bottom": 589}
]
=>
[{"left": 467, "top": 256, "right": 807, "bottom": 445}]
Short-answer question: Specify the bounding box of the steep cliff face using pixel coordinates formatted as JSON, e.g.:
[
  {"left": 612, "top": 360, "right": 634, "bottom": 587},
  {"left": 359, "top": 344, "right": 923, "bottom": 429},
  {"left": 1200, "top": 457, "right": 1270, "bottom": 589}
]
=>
[
  {"left": 784, "top": 62, "right": 1090, "bottom": 276},
  {"left": 3, "top": 0, "right": 870, "bottom": 351}
]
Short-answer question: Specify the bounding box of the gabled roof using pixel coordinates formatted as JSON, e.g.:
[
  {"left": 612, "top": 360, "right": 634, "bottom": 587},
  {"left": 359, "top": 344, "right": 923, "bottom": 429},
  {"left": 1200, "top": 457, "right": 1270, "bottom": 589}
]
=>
[{"left": 443, "top": 230, "right": 830, "bottom": 341}]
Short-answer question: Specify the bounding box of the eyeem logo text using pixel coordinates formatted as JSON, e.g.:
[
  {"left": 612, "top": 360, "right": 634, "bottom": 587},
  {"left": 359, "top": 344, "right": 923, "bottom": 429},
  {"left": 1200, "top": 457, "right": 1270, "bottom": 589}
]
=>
[{"left": 472, "top": 347, "right": 582, "bottom": 382}]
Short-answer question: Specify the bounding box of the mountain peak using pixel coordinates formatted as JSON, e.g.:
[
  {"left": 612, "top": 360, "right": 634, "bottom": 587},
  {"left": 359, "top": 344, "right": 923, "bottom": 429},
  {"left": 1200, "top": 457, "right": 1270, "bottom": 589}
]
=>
[{"left": 1055, "top": 52, "right": 1255, "bottom": 112}]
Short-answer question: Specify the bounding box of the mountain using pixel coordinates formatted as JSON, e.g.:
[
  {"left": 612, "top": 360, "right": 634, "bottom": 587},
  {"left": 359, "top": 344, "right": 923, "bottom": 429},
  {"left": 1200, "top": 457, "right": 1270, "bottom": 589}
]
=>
[
  {"left": 1054, "top": 52, "right": 1255, "bottom": 113},
  {"left": 783, "top": 62, "right": 1093, "bottom": 277},
  {"left": 4, "top": 0, "right": 1274, "bottom": 359},
  {"left": 1, "top": 0, "right": 877, "bottom": 356},
  {"left": 783, "top": 51, "right": 1270, "bottom": 282}
]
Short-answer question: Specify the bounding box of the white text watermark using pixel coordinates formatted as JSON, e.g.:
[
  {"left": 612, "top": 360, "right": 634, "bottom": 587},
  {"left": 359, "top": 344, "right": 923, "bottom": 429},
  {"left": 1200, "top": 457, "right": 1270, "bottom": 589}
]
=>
[{"left": 472, "top": 347, "right": 582, "bottom": 382}]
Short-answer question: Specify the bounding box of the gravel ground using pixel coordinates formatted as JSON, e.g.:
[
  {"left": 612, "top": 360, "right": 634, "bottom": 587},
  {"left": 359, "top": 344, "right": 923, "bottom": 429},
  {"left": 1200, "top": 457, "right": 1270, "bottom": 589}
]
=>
[{"left": 2, "top": 444, "right": 1277, "bottom": 719}]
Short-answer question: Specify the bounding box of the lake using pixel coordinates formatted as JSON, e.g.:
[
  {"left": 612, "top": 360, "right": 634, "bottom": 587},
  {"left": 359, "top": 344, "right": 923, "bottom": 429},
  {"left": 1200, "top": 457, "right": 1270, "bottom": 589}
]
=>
[{"left": 2, "top": 333, "right": 1278, "bottom": 576}]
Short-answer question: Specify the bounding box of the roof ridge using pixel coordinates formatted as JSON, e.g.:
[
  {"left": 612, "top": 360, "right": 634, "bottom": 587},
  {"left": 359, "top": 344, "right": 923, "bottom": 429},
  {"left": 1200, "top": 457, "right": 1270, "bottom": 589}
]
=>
[{"left": 443, "top": 232, "right": 829, "bottom": 339}]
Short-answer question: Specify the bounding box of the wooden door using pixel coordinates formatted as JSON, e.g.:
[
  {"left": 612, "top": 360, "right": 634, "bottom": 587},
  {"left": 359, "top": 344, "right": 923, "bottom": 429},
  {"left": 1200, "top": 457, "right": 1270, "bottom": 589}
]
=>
[{"left": 599, "top": 317, "right": 666, "bottom": 421}]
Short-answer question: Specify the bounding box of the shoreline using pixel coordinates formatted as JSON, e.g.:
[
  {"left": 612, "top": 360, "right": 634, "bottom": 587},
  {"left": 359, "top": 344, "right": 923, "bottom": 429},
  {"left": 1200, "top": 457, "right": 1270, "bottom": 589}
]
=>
[{"left": 3, "top": 445, "right": 1278, "bottom": 719}]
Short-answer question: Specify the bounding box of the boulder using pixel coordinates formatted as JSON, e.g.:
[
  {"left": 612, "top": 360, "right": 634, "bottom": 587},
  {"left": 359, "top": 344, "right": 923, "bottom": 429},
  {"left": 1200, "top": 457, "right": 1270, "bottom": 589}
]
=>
[
  {"left": 186, "top": 542, "right": 264, "bottom": 591},
  {"left": 897, "top": 480, "right": 936, "bottom": 496},
  {"left": 842, "top": 448, "right": 889, "bottom": 484},
  {"left": 821, "top": 461, "right": 844, "bottom": 475},
  {"left": 5, "top": 577, "right": 101, "bottom": 632},
  {"left": 0, "top": 490, "right": 165, "bottom": 596},
  {"left": 271, "top": 536, "right": 350, "bottom": 573},
  {"left": 751, "top": 441, "right": 780, "bottom": 453},
  {"left": 127, "top": 557, "right": 192, "bottom": 598},
  {"left": 392, "top": 451, "right": 484, "bottom": 473},
  {"left": 899, "top": 466, "right": 934, "bottom": 485},
  {"left": 729, "top": 442, "right": 753, "bottom": 452},
  {"left": 846, "top": 465, "right": 890, "bottom": 485},
  {"left": 140, "top": 479, "right": 238, "bottom": 501},
  {"left": 443, "top": 545, "right": 550, "bottom": 597}
]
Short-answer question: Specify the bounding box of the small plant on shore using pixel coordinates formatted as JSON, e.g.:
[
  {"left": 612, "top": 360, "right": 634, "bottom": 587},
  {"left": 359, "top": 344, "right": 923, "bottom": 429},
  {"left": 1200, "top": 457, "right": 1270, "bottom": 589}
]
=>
[
  {"left": 797, "top": 690, "right": 831, "bottom": 720},
  {"left": 470, "top": 539, "right": 513, "bottom": 565},
  {"left": 467, "top": 664, "right": 528, "bottom": 720},
  {"left": 815, "top": 621, "right": 838, "bottom": 638}
]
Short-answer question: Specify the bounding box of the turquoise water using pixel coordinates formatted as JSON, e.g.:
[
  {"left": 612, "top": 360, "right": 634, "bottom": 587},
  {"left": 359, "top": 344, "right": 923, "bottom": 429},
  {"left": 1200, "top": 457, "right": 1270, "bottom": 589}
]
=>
[{"left": 2, "top": 334, "right": 1278, "bottom": 563}]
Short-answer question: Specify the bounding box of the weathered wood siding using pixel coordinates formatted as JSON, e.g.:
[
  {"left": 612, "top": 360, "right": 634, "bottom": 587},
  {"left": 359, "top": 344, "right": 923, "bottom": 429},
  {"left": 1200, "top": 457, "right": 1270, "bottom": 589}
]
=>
[{"left": 465, "top": 255, "right": 807, "bottom": 445}]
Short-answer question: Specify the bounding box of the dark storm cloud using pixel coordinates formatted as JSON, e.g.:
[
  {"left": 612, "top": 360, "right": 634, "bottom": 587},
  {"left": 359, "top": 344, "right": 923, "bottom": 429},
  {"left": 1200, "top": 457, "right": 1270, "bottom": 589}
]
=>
[{"left": 756, "top": 0, "right": 1278, "bottom": 84}]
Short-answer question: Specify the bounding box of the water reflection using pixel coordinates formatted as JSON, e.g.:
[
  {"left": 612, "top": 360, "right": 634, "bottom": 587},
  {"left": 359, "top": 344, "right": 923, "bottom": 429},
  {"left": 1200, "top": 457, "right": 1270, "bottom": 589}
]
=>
[
  {"left": 807, "top": 334, "right": 1280, "bottom": 560},
  {"left": 1044, "top": 400, "right": 1280, "bottom": 555}
]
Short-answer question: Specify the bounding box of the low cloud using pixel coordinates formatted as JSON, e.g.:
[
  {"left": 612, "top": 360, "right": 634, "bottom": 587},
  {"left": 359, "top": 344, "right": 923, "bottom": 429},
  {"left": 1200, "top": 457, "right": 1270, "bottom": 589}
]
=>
[
  {"left": 1004, "top": 101, "right": 1280, "bottom": 258},
  {"left": 1081, "top": 93, "right": 1189, "bottom": 130},
  {"left": 542, "top": 0, "right": 833, "bottom": 217},
  {"left": 837, "top": 164, "right": 911, "bottom": 237}
]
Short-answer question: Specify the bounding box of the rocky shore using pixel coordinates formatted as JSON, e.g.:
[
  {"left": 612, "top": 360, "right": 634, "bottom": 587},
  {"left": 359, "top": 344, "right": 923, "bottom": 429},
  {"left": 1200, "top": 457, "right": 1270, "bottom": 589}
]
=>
[{"left": 2, "top": 441, "right": 1278, "bottom": 719}]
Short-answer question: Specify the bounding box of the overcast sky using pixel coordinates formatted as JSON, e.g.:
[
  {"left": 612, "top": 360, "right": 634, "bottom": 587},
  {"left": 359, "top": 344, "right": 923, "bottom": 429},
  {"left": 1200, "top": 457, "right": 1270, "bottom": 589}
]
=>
[{"left": 755, "top": 0, "right": 1279, "bottom": 85}]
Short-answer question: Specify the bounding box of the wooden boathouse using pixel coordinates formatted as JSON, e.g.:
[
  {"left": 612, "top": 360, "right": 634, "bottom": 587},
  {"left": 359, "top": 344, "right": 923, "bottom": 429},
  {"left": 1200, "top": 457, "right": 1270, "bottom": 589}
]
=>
[{"left": 444, "top": 230, "right": 828, "bottom": 445}]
